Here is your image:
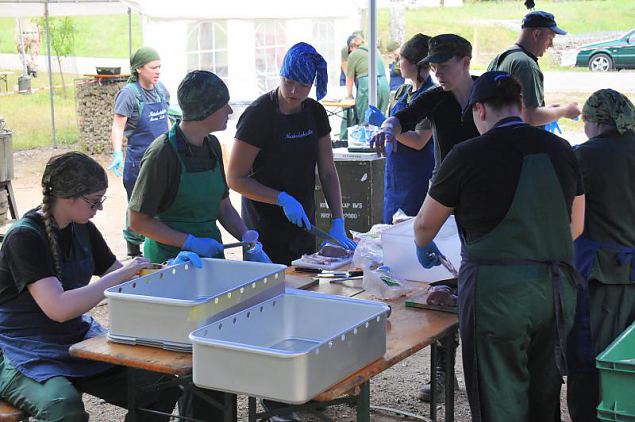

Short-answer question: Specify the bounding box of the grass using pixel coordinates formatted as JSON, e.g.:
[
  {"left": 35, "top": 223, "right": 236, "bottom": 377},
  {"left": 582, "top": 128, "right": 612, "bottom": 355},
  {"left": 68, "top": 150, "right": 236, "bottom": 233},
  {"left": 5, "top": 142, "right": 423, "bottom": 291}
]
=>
[
  {"left": 0, "top": 70, "right": 79, "bottom": 150},
  {"left": 1, "top": 15, "right": 143, "bottom": 58}
]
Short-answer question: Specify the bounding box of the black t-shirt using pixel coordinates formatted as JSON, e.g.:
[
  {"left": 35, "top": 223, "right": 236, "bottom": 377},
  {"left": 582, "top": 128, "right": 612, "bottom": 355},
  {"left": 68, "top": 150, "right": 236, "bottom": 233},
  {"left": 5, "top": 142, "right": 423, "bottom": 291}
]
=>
[
  {"left": 393, "top": 81, "right": 480, "bottom": 175},
  {"left": 429, "top": 120, "right": 584, "bottom": 242},
  {"left": 234, "top": 89, "right": 331, "bottom": 209},
  {"left": 0, "top": 209, "right": 116, "bottom": 303}
]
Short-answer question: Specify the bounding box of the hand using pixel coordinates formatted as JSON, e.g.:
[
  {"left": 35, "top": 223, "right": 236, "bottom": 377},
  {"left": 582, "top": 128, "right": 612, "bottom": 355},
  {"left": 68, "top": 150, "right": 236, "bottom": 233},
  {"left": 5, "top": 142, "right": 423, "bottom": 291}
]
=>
[
  {"left": 243, "top": 242, "right": 272, "bottom": 263},
  {"left": 328, "top": 218, "right": 357, "bottom": 250},
  {"left": 563, "top": 103, "right": 581, "bottom": 120},
  {"left": 415, "top": 241, "right": 444, "bottom": 269},
  {"left": 276, "top": 192, "right": 311, "bottom": 229},
  {"left": 365, "top": 105, "right": 387, "bottom": 127},
  {"left": 108, "top": 150, "right": 124, "bottom": 177},
  {"left": 370, "top": 120, "right": 397, "bottom": 157},
  {"left": 167, "top": 251, "right": 202, "bottom": 268},
  {"left": 545, "top": 120, "right": 562, "bottom": 134},
  {"left": 183, "top": 234, "right": 224, "bottom": 258},
  {"left": 118, "top": 256, "right": 152, "bottom": 280}
]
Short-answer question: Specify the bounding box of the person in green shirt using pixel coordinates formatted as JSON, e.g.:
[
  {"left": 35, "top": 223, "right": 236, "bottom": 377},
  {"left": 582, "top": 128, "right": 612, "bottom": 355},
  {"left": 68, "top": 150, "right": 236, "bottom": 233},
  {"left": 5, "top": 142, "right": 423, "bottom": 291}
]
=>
[
  {"left": 567, "top": 89, "right": 635, "bottom": 422},
  {"left": 488, "top": 11, "right": 580, "bottom": 127},
  {"left": 346, "top": 38, "right": 390, "bottom": 125},
  {"left": 128, "top": 70, "right": 271, "bottom": 268}
]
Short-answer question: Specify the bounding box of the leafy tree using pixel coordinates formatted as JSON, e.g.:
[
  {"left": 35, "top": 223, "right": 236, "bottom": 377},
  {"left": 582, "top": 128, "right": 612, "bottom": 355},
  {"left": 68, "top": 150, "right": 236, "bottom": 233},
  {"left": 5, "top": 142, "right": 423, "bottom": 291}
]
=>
[{"left": 39, "top": 17, "right": 75, "bottom": 88}]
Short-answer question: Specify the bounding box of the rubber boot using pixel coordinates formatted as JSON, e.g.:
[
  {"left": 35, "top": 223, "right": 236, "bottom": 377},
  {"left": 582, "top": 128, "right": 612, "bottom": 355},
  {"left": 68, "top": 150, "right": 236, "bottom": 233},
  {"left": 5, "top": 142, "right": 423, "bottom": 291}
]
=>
[
  {"left": 126, "top": 241, "right": 142, "bottom": 257},
  {"left": 418, "top": 343, "right": 459, "bottom": 403}
]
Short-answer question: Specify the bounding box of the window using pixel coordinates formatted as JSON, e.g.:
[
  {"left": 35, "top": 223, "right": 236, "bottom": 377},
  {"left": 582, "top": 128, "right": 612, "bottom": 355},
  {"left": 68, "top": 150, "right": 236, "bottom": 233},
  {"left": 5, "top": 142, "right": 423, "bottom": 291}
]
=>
[
  {"left": 255, "top": 21, "right": 287, "bottom": 94},
  {"left": 186, "top": 21, "right": 229, "bottom": 84},
  {"left": 312, "top": 20, "right": 337, "bottom": 90}
]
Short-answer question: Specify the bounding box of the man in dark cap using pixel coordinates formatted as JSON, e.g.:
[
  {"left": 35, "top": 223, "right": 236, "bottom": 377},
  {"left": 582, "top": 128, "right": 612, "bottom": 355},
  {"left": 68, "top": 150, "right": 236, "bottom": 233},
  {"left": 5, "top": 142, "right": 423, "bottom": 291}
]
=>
[
  {"left": 129, "top": 70, "right": 271, "bottom": 272},
  {"left": 488, "top": 11, "right": 580, "bottom": 127}
]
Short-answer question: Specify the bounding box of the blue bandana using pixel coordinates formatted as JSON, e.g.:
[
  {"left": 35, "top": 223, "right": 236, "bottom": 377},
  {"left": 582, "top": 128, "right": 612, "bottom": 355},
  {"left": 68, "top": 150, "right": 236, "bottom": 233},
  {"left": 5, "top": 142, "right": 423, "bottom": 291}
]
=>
[{"left": 279, "top": 42, "right": 328, "bottom": 101}]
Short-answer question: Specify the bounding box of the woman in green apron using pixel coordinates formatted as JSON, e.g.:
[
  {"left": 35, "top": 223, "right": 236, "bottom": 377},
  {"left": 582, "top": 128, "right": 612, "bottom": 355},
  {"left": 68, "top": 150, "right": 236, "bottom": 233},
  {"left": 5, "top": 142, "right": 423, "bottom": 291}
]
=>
[
  {"left": 414, "top": 71, "right": 585, "bottom": 422},
  {"left": 567, "top": 89, "right": 635, "bottom": 421},
  {"left": 129, "top": 70, "right": 271, "bottom": 266},
  {"left": 0, "top": 152, "right": 185, "bottom": 421}
]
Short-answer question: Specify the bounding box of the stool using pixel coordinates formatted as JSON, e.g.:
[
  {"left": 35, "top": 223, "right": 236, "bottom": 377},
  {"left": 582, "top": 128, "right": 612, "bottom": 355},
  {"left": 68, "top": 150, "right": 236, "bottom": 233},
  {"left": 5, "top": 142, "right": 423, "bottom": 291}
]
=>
[
  {"left": 0, "top": 181, "right": 18, "bottom": 220},
  {"left": 0, "top": 400, "right": 28, "bottom": 421}
]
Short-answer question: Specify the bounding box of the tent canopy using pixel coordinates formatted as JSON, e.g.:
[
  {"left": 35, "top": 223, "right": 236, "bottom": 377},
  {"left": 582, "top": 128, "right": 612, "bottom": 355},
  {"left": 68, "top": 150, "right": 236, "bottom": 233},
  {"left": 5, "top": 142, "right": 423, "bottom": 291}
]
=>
[{"left": 0, "top": 0, "right": 128, "bottom": 17}]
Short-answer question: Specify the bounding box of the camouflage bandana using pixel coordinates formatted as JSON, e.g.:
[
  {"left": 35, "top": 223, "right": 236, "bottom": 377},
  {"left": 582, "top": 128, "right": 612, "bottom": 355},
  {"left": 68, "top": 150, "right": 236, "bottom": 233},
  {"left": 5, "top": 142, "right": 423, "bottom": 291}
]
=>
[
  {"left": 583, "top": 89, "right": 635, "bottom": 134},
  {"left": 178, "top": 70, "right": 230, "bottom": 121},
  {"left": 42, "top": 152, "right": 108, "bottom": 198}
]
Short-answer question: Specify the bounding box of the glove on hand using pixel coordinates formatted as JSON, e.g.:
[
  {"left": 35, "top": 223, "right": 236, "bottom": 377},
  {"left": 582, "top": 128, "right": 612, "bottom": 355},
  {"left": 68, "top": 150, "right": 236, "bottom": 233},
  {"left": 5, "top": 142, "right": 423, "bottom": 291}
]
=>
[
  {"left": 167, "top": 251, "right": 202, "bottom": 268},
  {"left": 241, "top": 230, "right": 272, "bottom": 263},
  {"left": 276, "top": 192, "right": 311, "bottom": 229},
  {"left": 545, "top": 120, "right": 562, "bottom": 134},
  {"left": 365, "top": 105, "right": 387, "bottom": 127},
  {"left": 183, "top": 234, "right": 224, "bottom": 258},
  {"left": 415, "top": 241, "right": 444, "bottom": 269},
  {"left": 327, "top": 218, "right": 357, "bottom": 250},
  {"left": 108, "top": 150, "right": 124, "bottom": 177}
]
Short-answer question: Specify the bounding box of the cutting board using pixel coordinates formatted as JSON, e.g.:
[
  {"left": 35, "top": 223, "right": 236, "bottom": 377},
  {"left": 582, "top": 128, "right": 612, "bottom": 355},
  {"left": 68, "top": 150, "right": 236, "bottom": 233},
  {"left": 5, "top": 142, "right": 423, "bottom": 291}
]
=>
[
  {"left": 291, "top": 256, "right": 353, "bottom": 270},
  {"left": 405, "top": 292, "right": 458, "bottom": 314}
]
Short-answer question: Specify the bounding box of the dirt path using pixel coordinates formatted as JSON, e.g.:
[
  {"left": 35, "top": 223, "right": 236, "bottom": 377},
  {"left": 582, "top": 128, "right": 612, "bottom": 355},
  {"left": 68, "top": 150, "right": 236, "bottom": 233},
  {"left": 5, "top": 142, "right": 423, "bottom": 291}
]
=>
[{"left": 8, "top": 148, "right": 576, "bottom": 421}]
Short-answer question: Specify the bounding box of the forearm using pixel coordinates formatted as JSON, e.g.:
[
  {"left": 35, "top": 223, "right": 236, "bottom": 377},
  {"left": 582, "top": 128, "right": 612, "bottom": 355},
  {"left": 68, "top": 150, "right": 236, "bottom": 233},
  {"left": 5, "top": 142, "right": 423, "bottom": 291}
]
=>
[
  {"left": 227, "top": 175, "right": 281, "bottom": 205},
  {"left": 523, "top": 106, "right": 566, "bottom": 127},
  {"left": 346, "top": 76, "right": 354, "bottom": 98},
  {"left": 395, "top": 129, "right": 432, "bottom": 150},
  {"left": 111, "top": 128, "right": 123, "bottom": 151},
  {"left": 319, "top": 170, "right": 344, "bottom": 220},
  {"left": 381, "top": 116, "right": 403, "bottom": 137},
  {"left": 414, "top": 195, "right": 452, "bottom": 246},
  {"left": 129, "top": 209, "right": 188, "bottom": 248},
  {"left": 217, "top": 199, "right": 248, "bottom": 241}
]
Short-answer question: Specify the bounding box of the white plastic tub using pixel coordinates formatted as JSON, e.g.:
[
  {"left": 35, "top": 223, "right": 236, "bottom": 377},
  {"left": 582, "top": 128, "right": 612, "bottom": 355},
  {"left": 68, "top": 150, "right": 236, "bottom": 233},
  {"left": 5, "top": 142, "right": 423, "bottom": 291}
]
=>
[
  {"left": 381, "top": 216, "right": 461, "bottom": 282},
  {"left": 105, "top": 258, "right": 286, "bottom": 351},
  {"left": 189, "top": 288, "right": 389, "bottom": 404}
]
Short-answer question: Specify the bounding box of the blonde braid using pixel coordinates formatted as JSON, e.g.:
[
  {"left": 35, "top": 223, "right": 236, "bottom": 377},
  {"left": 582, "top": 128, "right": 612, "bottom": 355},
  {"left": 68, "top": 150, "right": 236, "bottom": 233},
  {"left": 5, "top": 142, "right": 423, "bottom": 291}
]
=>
[{"left": 41, "top": 189, "right": 63, "bottom": 280}]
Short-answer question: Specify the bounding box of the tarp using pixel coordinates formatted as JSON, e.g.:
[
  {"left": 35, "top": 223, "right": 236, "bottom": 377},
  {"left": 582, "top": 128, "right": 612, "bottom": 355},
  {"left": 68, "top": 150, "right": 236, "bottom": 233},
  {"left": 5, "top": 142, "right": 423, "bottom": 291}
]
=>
[{"left": 0, "top": 0, "right": 128, "bottom": 17}]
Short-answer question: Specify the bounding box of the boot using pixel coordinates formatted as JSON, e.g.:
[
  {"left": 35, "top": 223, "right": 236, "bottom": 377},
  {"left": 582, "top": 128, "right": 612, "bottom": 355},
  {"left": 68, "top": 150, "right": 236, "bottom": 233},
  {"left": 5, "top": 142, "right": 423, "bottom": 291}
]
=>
[
  {"left": 418, "top": 344, "right": 459, "bottom": 403},
  {"left": 127, "top": 241, "right": 142, "bottom": 257}
]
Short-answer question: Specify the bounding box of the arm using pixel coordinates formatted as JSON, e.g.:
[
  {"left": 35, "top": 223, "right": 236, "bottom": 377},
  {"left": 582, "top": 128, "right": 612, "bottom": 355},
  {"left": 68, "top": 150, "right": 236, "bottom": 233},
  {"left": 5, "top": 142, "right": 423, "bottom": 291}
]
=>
[
  {"left": 111, "top": 114, "right": 127, "bottom": 152},
  {"left": 217, "top": 197, "right": 248, "bottom": 241},
  {"left": 522, "top": 103, "right": 581, "bottom": 127},
  {"left": 346, "top": 76, "right": 355, "bottom": 99},
  {"left": 395, "top": 128, "right": 433, "bottom": 151},
  {"left": 27, "top": 257, "right": 151, "bottom": 323},
  {"left": 414, "top": 194, "right": 454, "bottom": 247},
  {"left": 570, "top": 194, "right": 585, "bottom": 240},
  {"left": 226, "top": 139, "right": 281, "bottom": 204},
  {"left": 316, "top": 134, "right": 344, "bottom": 219},
  {"left": 129, "top": 209, "right": 187, "bottom": 248}
]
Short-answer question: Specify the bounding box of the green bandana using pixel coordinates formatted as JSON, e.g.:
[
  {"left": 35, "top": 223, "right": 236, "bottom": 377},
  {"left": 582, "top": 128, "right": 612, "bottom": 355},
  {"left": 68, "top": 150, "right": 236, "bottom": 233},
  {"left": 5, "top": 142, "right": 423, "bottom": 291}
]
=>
[
  {"left": 128, "top": 47, "right": 161, "bottom": 83},
  {"left": 42, "top": 152, "right": 108, "bottom": 198},
  {"left": 583, "top": 89, "right": 635, "bottom": 135}
]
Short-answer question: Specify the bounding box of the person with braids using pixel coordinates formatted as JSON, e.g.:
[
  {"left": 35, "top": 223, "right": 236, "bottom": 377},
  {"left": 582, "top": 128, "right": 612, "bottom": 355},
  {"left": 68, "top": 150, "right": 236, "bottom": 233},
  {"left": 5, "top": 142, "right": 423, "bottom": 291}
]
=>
[
  {"left": 567, "top": 89, "right": 635, "bottom": 422},
  {"left": 228, "top": 42, "right": 356, "bottom": 267},
  {"left": 413, "top": 71, "right": 585, "bottom": 421},
  {"left": 0, "top": 152, "right": 186, "bottom": 421}
]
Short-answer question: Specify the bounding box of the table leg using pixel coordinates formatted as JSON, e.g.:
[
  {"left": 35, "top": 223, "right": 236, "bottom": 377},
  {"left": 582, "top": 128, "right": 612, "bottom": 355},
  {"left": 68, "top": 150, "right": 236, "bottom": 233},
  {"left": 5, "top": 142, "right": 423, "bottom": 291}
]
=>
[
  {"left": 127, "top": 368, "right": 139, "bottom": 422},
  {"left": 443, "top": 328, "right": 457, "bottom": 422},
  {"left": 356, "top": 381, "right": 371, "bottom": 422},
  {"left": 248, "top": 397, "right": 257, "bottom": 422},
  {"left": 430, "top": 342, "right": 438, "bottom": 421}
]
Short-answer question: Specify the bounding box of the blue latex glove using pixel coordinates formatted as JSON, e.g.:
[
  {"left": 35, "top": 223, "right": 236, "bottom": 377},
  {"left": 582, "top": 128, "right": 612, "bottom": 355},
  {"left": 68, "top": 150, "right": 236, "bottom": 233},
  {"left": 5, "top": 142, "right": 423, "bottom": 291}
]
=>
[
  {"left": 365, "top": 105, "right": 387, "bottom": 127},
  {"left": 166, "top": 251, "right": 202, "bottom": 268},
  {"left": 327, "top": 218, "right": 357, "bottom": 250},
  {"left": 183, "top": 234, "right": 224, "bottom": 258},
  {"left": 243, "top": 242, "right": 272, "bottom": 263},
  {"left": 276, "top": 192, "right": 311, "bottom": 229},
  {"left": 108, "top": 150, "right": 124, "bottom": 177},
  {"left": 545, "top": 120, "right": 562, "bottom": 134},
  {"left": 415, "top": 241, "right": 444, "bottom": 269}
]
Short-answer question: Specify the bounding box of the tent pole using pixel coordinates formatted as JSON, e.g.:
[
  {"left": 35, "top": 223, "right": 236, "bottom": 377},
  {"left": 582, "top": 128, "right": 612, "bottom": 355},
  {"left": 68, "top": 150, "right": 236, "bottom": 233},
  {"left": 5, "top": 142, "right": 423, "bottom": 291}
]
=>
[
  {"left": 128, "top": 7, "right": 132, "bottom": 58},
  {"left": 17, "top": 17, "right": 28, "bottom": 77},
  {"left": 45, "top": 0, "right": 56, "bottom": 148},
  {"left": 368, "top": 0, "right": 377, "bottom": 107}
]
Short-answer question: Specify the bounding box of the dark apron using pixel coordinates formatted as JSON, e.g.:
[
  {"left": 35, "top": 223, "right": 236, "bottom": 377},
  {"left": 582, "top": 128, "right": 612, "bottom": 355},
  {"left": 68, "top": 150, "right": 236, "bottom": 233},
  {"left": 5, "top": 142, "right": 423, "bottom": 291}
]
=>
[
  {"left": 383, "top": 85, "right": 435, "bottom": 222},
  {"left": 0, "top": 218, "right": 112, "bottom": 382},
  {"left": 241, "top": 97, "right": 319, "bottom": 265},
  {"left": 144, "top": 125, "right": 225, "bottom": 264},
  {"left": 458, "top": 140, "right": 577, "bottom": 421}
]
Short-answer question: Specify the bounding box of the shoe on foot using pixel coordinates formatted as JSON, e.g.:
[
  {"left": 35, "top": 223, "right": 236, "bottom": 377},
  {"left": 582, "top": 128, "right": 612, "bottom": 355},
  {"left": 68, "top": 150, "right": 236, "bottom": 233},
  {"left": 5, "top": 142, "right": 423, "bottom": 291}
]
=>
[{"left": 260, "top": 399, "right": 301, "bottom": 422}]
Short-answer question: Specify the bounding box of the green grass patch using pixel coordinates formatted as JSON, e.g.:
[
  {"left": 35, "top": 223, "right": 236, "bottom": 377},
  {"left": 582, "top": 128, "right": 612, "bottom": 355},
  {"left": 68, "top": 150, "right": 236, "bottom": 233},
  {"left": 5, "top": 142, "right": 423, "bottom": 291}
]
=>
[
  {"left": 1, "top": 70, "right": 79, "bottom": 150},
  {"left": 1, "top": 15, "right": 143, "bottom": 58}
]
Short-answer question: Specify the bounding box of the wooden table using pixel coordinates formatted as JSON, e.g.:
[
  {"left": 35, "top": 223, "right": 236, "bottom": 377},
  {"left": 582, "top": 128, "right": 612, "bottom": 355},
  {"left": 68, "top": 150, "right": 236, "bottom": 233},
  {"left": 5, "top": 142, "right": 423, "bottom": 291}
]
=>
[
  {"left": 70, "top": 267, "right": 458, "bottom": 422},
  {"left": 320, "top": 98, "right": 356, "bottom": 121}
]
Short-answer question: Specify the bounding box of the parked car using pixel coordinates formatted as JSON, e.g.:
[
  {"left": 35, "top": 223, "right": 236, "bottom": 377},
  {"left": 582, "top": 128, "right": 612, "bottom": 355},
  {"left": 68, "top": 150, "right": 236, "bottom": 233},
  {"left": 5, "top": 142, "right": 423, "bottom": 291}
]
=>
[{"left": 576, "top": 29, "right": 635, "bottom": 71}]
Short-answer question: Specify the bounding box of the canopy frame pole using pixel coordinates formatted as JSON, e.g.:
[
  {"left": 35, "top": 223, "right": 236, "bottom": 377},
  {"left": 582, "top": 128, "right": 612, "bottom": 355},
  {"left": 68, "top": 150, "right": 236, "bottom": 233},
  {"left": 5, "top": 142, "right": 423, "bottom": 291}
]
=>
[
  {"left": 128, "top": 7, "right": 132, "bottom": 58},
  {"left": 45, "top": 0, "right": 56, "bottom": 148},
  {"left": 17, "top": 17, "right": 28, "bottom": 77},
  {"left": 368, "top": 0, "right": 377, "bottom": 107}
]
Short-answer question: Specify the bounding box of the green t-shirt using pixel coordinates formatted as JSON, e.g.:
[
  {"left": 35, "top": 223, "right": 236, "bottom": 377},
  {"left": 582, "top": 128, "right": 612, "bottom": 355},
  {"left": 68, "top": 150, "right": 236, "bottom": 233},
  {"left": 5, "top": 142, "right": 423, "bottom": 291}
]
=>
[
  {"left": 389, "top": 84, "right": 431, "bottom": 131},
  {"left": 346, "top": 45, "right": 386, "bottom": 80},
  {"left": 488, "top": 48, "right": 544, "bottom": 109},
  {"left": 129, "top": 127, "right": 229, "bottom": 216}
]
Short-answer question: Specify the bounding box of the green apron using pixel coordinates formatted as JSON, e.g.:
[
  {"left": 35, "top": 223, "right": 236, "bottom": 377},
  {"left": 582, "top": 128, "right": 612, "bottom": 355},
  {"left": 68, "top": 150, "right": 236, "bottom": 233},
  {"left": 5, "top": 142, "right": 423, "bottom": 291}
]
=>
[
  {"left": 458, "top": 153, "right": 578, "bottom": 422},
  {"left": 144, "top": 125, "right": 225, "bottom": 264}
]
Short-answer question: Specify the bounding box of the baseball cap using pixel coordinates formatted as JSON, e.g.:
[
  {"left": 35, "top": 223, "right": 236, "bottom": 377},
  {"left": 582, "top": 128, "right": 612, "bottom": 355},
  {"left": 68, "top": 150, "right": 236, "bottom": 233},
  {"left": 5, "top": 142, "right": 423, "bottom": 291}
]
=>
[
  {"left": 521, "top": 11, "right": 567, "bottom": 35},
  {"left": 418, "top": 34, "right": 472, "bottom": 65},
  {"left": 463, "top": 71, "right": 517, "bottom": 114}
]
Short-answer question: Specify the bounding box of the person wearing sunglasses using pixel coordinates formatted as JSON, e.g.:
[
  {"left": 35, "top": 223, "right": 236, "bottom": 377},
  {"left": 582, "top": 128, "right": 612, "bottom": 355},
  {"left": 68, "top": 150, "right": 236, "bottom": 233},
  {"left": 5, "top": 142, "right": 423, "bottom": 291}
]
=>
[{"left": 0, "top": 152, "right": 198, "bottom": 421}]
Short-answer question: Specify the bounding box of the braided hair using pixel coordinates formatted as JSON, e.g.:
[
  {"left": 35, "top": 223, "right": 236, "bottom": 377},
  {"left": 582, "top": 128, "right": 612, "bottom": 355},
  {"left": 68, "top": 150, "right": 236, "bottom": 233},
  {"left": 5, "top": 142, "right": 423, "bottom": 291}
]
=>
[{"left": 41, "top": 152, "right": 108, "bottom": 279}]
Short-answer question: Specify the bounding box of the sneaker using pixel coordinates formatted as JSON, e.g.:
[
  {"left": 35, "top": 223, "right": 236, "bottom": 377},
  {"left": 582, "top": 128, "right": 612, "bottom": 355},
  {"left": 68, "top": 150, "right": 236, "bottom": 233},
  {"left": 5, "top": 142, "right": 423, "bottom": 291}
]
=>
[{"left": 418, "top": 373, "right": 459, "bottom": 403}]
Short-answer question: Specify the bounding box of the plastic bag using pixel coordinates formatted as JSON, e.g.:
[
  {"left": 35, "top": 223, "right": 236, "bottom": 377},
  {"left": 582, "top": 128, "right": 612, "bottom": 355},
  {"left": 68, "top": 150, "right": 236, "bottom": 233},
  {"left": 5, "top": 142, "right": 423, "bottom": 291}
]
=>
[
  {"left": 350, "top": 224, "right": 391, "bottom": 269},
  {"left": 347, "top": 124, "right": 380, "bottom": 149},
  {"left": 362, "top": 265, "right": 414, "bottom": 300}
]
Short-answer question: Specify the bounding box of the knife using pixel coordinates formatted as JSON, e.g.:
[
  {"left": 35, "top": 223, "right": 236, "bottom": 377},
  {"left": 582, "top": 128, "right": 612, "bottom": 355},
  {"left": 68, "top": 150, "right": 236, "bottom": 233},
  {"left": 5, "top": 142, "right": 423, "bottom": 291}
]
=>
[
  {"left": 314, "top": 270, "right": 364, "bottom": 278},
  {"left": 438, "top": 255, "right": 459, "bottom": 278},
  {"left": 305, "top": 225, "right": 350, "bottom": 250}
]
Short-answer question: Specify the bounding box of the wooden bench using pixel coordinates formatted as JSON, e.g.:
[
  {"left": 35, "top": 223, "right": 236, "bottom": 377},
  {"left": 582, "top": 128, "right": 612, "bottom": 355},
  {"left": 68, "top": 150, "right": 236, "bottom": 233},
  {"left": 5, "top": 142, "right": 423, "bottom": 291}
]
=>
[{"left": 0, "top": 401, "right": 28, "bottom": 422}]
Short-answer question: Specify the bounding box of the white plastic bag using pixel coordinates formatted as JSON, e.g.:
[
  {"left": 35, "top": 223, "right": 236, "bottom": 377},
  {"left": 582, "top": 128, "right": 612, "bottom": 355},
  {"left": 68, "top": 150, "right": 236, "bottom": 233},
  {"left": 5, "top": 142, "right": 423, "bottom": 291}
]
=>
[{"left": 362, "top": 265, "right": 414, "bottom": 300}]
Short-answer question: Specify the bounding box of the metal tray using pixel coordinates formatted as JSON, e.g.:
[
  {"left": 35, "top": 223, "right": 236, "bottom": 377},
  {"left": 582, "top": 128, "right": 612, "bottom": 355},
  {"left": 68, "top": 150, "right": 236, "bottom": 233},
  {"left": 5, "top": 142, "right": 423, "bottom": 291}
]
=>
[
  {"left": 189, "top": 288, "right": 389, "bottom": 404},
  {"left": 105, "top": 258, "right": 287, "bottom": 351}
]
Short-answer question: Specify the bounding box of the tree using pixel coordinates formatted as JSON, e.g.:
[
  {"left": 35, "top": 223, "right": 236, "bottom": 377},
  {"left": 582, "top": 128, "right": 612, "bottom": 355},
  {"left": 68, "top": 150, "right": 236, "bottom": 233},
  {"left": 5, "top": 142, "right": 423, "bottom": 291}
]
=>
[{"left": 39, "top": 17, "right": 76, "bottom": 88}]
